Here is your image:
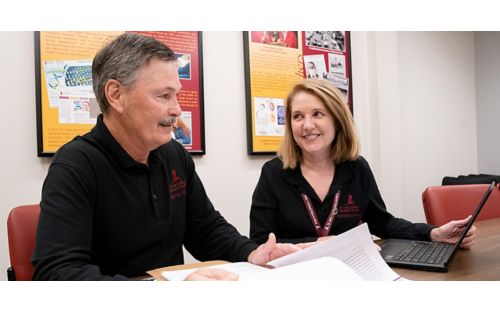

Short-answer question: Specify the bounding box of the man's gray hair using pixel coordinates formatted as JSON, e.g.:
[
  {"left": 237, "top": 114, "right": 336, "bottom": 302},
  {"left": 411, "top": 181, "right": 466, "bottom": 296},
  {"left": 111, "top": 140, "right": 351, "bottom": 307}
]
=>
[{"left": 92, "top": 33, "right": 177, "bottom": 113}]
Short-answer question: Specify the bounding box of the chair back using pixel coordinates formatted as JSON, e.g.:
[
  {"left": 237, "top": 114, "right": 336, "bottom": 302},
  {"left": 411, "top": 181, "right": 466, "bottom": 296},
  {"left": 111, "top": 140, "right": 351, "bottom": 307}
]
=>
[
  {"left": 442, "top": 174, "right": 500, "bottom": 186},
  {"left": 7, "top": 204, "right": 41, "bottom": 280},
  {"left": 422, "top": 184, "right": 500, "bottom": 226}
]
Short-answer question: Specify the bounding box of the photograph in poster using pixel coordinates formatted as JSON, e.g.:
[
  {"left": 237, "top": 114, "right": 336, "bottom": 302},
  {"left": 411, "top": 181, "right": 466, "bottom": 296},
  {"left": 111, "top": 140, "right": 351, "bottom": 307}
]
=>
[
  {"left": 325, "top": 73, "right": 349, "bottom": 102},
  {"left": 35, "top": 31, "right": 205, "bottom": 156},
  {"left": 251, "top": 31, "right": 299, "bottom": 49},
  {"left": 328, "top": 53, "right": 346, "bottom": 76},
  {"left": 173, "top": 111, "right": 193, "bottom": 145},
  {"left": 244, "top": 31, "right": 353, "bottom": 154},
  {"left": 304, "top": 55, "right": 327, "bottom": 79},
  {"left": 305, "top": 31, "right": 345, "bottom": 52},
  {"left": 176, "top": 53, "right": 192, "bottom": 80},
  {"left": 254, "top": 97, "right": 285, "bottom": 137}
]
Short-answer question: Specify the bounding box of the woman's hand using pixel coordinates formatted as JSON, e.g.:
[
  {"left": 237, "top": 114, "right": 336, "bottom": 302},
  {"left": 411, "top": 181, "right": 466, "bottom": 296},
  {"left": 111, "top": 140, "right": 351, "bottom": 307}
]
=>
[{"left": 430, "top": 216, "right": 477, "bottom": 249}]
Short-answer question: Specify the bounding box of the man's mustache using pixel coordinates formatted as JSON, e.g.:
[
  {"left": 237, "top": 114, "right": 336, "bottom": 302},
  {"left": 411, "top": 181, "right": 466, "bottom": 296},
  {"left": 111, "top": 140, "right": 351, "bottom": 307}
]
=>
[{"left": 159, "top": 116, "right": 177, "bottom": 127}]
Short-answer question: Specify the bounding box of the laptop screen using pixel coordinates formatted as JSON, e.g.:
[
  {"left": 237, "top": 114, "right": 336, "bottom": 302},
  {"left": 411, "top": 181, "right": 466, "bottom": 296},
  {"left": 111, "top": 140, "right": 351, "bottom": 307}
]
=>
[{"left": 452, "top": 181, "right": 495, "bottom": 249}]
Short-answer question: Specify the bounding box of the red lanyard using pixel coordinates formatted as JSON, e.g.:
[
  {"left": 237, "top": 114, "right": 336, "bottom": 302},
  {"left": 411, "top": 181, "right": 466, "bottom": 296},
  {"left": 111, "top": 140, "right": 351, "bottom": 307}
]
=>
[{"left": 301, "top": 191, "right": 341, "bottom": 237}]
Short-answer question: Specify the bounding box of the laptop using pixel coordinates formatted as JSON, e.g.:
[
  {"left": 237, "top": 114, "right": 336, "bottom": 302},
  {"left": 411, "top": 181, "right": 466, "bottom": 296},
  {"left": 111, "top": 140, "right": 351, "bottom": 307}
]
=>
[{"left": 380, "top": 181, "right": 495, "bottom": 272}]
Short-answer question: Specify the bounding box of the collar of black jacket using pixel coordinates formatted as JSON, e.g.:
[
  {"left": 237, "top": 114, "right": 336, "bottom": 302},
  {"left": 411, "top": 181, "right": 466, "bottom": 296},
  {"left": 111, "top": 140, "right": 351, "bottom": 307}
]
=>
[
  {"left": 282, "top": 158, "right": 356, "bottom": 188},
  {"left": 90, "top": 114, "right": 164, "bottom": 169}
]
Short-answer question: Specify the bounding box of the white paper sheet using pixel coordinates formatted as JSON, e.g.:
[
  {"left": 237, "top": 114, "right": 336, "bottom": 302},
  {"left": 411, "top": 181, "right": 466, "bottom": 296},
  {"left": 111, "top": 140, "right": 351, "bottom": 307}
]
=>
[
  {"left": 161, "top": 223, "right": 401, "bottom": 281},
  {"left": 161, "top": 257, "right": 362, "bottom": 281},
  {"left": 267, "top": 223, "right": 401, "bottom": 281}
]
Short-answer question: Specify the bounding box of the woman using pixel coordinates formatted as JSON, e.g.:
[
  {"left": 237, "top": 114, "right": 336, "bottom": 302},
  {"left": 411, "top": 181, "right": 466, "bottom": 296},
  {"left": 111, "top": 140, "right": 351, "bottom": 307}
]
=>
[{"left": 250, "top": 79, "right": 476, "bottom": 249}]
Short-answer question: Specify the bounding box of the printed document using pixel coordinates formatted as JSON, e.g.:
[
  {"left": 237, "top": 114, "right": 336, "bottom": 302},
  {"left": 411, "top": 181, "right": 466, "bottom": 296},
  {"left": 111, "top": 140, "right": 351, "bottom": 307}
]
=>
[{"left": 161, "top": 223, "right": 401, "bottom": 281}]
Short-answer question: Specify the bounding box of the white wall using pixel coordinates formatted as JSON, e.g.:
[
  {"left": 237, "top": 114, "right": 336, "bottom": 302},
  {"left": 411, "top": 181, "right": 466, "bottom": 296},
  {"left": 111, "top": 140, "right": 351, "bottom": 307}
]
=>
[
  {"left": 351, "top": 32, "right": 477, "bottom": 223},
  {"left": 397, "top": 32, "right": 477, "bottom": 221},
  {"left": 0, "top": 31, "right": 480, "bottom": 279},
  {"left": 0, "top": 32, "right": 52, "bottom": 279},
  {"left": 474, "top": 32, "right": 500, "bottom": 174}
]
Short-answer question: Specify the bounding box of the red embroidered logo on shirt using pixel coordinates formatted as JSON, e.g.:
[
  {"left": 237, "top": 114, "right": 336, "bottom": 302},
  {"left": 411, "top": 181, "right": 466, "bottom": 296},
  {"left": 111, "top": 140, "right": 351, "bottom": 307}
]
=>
[
  {"left": 347, "top": 194, "right": 354, "bottom": 204},
  {"left": 169, "top": 169, "right": 186, "bottom": 199},
  {"left": 339, "top": 194, "right": 361, "bottom": 218}
]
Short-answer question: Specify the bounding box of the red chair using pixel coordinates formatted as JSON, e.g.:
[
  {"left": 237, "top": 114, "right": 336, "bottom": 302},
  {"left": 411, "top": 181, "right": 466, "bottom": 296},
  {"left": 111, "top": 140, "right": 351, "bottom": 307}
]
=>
[
  {"left": 6, "top": 204, "right": 40, "bottom": 281},
  {"left": 422, "top": 183, "right": 500, "bottom": 226}
]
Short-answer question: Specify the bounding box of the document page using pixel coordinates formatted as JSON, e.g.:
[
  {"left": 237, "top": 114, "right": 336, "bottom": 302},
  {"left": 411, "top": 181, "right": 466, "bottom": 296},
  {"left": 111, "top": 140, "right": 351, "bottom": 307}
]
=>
[
  {"left": 242, "top": 257, "right": 362, "bottom": 281},
  {"left": 267, "top": 223, "right": 401, "bottom": 281},
  {"left": 161, "top": 258, "right": 362, "bottom": 281},
  {"left": 161, "top": 224, "right": 401, "bottom": 281}
]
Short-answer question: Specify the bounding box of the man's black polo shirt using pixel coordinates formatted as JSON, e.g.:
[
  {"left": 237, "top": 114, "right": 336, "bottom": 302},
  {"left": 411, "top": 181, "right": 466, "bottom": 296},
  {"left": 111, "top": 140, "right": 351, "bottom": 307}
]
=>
[{"left": 32, "top": 115, "right": 257, "bottom": 280}]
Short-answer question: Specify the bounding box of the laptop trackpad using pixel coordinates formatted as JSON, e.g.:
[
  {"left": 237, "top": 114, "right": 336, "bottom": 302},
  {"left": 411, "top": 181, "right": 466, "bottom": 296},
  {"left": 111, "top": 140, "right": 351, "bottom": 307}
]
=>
[{"left": 380, "top": 239, "right": 413, "bottom": 260}]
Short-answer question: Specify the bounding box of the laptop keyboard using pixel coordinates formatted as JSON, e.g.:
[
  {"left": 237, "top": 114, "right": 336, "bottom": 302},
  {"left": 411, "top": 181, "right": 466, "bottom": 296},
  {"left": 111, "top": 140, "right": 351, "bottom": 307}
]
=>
[{"left": 395, "top": 242, "right": 451, "bottom": 264}]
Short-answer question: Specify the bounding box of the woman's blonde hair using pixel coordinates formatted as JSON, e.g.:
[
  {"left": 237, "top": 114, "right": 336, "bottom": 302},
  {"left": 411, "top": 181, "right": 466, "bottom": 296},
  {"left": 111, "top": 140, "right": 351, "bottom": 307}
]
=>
[{"left": 278, "top": 79, "right": 360, "bottom": 169}]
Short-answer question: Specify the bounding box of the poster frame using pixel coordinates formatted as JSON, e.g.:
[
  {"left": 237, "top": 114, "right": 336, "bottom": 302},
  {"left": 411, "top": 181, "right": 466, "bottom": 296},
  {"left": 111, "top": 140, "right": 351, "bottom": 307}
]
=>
[
  {"left": 243, "top": 31, "right": 353, "bottom": 155},
  {"left": 35, "top": 31, "right": 206, "bottom": 156}
]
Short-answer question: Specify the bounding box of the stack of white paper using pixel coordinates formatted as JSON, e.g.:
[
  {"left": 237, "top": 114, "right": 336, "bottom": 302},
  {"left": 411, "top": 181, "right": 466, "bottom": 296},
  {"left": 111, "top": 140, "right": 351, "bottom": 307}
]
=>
[{"left": 161, "top": 223, "right": 402, "bottom": 281}]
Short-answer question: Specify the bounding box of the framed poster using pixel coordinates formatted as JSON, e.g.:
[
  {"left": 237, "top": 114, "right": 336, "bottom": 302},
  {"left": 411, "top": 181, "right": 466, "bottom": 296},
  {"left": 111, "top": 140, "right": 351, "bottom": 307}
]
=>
[
  {"left": 243, "top": 31, "right": 353, "bottom": 155},
  {"left": 35, "top": 31, "right": 205, "bottom": 156}
]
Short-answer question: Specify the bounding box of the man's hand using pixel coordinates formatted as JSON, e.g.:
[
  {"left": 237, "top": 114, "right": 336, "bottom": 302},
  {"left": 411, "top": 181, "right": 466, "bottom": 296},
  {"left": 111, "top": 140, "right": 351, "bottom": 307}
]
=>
[
  {"left": 247, "top": 233, "right": 300, "bottom": 266},
  {"left": 184, "top": 268, "right": 239, "bottom": 281},
  {"left": 430, "top": 216, "right": 477, "bottom": 249}
]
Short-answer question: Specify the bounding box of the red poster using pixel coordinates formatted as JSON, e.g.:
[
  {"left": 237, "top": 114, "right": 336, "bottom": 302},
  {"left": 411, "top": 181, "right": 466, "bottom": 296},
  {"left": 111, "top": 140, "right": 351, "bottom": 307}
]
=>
[
  {"left": 244, "top": 31, "right": 353, "bottom": 154},
  {"left": 35, "top": 31, "right": 205, "bottom": 156}
]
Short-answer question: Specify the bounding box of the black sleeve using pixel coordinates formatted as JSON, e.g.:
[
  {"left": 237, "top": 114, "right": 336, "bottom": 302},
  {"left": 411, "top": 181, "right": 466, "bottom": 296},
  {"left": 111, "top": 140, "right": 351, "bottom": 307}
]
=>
[
  {"left": 250, "top": 164, "right": 318, "bottom": 245},
  {"left": 360, "top": 158, "right": 435, "bottom": 241},
  {"left": 32, "top": 158, "right": 127, "bottom": 281},
  {"left": 250, "top": 166, "right": 279, "bottom": 245},
  {"left": 277, "top": 236, "right": 319, "bottom": 244},
  {"left": 181, "top": 149, "right": 258, "bottom": 262}
]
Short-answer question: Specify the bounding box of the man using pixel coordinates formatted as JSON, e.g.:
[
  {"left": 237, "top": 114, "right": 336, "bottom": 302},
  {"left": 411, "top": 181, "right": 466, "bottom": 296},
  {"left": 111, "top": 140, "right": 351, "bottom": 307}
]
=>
[
  {"left": 32, "top": 33, "right": 298, "bottom": 280},
  {"left": 306, "top": 61, "right": 319, "bottom": 78}
]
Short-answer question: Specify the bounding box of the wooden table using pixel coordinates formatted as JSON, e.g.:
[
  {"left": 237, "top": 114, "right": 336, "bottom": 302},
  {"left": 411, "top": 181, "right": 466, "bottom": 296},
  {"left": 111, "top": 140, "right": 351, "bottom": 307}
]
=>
[
  {"left": 143, "top": 218, "right": 500, "bottom": 281},
  {"left": 392, "top": 218, "right": 500, "bottom": 280}
]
